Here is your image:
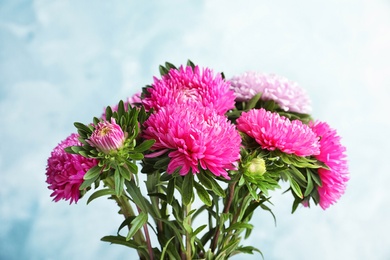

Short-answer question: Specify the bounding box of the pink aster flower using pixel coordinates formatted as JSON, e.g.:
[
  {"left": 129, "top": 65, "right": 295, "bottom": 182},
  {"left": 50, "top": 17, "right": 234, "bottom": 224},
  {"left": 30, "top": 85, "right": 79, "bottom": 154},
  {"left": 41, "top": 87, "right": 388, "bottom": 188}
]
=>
[
  {"left": 102, "top": 92, "right": 142, "bottom": 118},
  {"left": 142, "top": 105, "right": 241, "bottom": 179},
  {"left": 310, "top": 121, "right": 349, "bottom": 210},
  {"left": 142, "top": 65, "right": 235, "bottom": 115},
  {"left": 230, "top": 72, "right": 312, "bottom": 114},
  {"left": 87, "top": 118, "right": 125, "bottom": 154},
  {"left": 236, "top": 108, "right": 320, "bottom": 156},
  {"left": 46, "top": 133, "right": 98, "bottom": 204}
]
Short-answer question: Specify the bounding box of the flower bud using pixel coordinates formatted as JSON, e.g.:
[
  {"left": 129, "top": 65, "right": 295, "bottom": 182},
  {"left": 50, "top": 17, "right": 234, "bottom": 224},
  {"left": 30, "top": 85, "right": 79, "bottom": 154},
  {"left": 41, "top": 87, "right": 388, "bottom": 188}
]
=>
[
  {"left": 87, "top": 118, "right": 125, "bottom": 154},
  {"left": 246, "top": 157, "right": 266, "bottom": 176}
]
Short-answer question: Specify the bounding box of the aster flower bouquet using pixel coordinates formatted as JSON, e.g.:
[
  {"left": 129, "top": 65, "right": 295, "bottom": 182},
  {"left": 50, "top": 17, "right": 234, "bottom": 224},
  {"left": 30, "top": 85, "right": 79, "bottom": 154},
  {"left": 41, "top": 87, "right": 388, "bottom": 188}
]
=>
[{"left": 45, "top": 60, "right": 349, "bottom": 259}]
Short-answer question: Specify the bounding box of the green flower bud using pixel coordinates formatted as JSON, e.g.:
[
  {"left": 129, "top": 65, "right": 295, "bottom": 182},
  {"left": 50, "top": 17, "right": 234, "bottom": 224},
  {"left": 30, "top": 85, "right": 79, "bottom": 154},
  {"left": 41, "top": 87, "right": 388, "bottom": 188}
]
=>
[{"left": 247, "top": 158, "right": 266, "bottom": 176}]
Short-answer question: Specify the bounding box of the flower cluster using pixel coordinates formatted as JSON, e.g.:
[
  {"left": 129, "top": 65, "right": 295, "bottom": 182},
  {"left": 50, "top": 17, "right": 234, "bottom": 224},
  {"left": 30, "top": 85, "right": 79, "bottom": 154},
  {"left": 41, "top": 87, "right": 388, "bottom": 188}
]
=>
[
  {"left": 45, "top": 60, "right": 349, "bottom": 259},
  {"left": 46, "top": 133, "right": 98, "bottom": 204}
]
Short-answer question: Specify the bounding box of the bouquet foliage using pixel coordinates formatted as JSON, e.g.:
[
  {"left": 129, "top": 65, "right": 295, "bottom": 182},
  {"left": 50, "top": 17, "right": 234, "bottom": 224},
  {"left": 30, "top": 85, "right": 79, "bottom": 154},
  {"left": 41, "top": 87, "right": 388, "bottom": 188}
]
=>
[{"left": 45, "top": 60, "right": 349, "bottom": 259}]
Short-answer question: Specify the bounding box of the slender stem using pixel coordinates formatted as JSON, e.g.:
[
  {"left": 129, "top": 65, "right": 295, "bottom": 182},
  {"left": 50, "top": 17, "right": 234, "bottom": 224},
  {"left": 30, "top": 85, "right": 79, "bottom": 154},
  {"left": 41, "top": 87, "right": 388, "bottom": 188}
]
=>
[
  {"left": 210, "top": 181, "right": 236, "bottom": 253},
  {"left": 136, "top": 206, "right": 154, "bottom": 260},
  {"left": 185, "top": 202, "right": 192, "bottom": 260},
  {"left": 104, "top": 178, "right": 146, "bottom": 256}
]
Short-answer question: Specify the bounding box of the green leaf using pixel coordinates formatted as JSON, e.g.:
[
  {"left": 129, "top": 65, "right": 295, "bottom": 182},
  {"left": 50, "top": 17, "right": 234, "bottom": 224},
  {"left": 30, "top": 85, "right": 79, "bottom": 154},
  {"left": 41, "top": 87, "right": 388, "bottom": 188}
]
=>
[
  {"left": 125, "top": 161, "right": 138, "bottom": 174},
  {"left": 133, "top": 139, "right": 155, "bottom": 153},
  {"left": 87, "top": 188, "right": 116, "bottom": 204},
  {"left": 194, "top": 182, "right": 212, "bottom": 207},
  {"left": 304, "top": 169, "right": 314, "bottom": 197},
  {"left": 126, "top": 212, "right": 148, "bottom": 241},
  {"left": 167, "top": 178, "right": 175, "bottom": 204},
  {"left": 128, "top": 153, "right": 144, "bottom": 160},
  {"left": 160, "top": 236, "right": 175, "bottom": 260},
  {"left": 204, "top": 171, "right": 226, "bottom": 198},
  {"left": 246, "top": 92, "right": 262, "bottom": 110},
  {"left": 101, "top": 235, "right": 149, "bottom": 258},
  {"left": 74, "top": 122, "right": 93, "bottom": 135},
  {"left": 159, "top": 65, "right": 169, "bottom": 76},
  {"left": 182, "top": 174, "right": 194, "bottom": 205},
  {"left": 117, "top": 165, "right": 131, "bottom": 181},
  {"left": 197, "top": 172, "right": 212, "bottom": 189},
  {"left": 225, "top": 222, "right": 253, "bottom": 233},
  {"left": 287, "top": 175, "right": 303, "bottom": 199},
  {"left": 289, "top": 165, "right": 307, "bottom": 185},
  {"left": 105, "top": 106, "right": 113, "bottom": 121},
  {"left": 84, "top": 165, "right": 102, "bottom": 180},
  {"left": 125, "top": 180, "right": 150, "bottom": 213},
  {"left": 114, "top": 169, "right": 124, "bottom": 196},
  {"left": 79, "top": 175, "right": 99, "bottom": 190}
]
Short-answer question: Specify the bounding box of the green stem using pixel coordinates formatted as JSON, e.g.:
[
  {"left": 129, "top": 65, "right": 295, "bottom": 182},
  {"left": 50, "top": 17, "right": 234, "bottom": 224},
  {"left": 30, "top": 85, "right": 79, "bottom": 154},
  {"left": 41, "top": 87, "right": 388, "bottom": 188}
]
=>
[
  {"left": 210, "top": 181, "right": 236, "bottom": 253},
  {"left": 104, "top": 177, "right": 146, "bottom": 257},
  {"left": 185, "top": 202, "right": 192, "bottom": 260}
]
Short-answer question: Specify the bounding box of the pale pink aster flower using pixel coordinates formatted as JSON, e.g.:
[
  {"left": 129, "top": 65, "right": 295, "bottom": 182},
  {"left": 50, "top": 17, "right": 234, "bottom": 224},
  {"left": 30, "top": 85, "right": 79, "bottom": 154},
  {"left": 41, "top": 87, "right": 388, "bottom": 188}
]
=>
[
  {"left": 142, "top": 65, "right": 235, "bottom": 114},
  {"left": 310, "top": 121, "right": 349, "bottom": 210},
  {"left": 46, "top": 133, "right": 98, "bottom": 204},
  {"left": 236, "top": 108, "right": 320, "bottom": 156},
  {"left": 230, "top": 72, "right": 312, "bottom": 114},
  {"left": 102, "top": 92, "right": 142, "bottom": 118},
  {"left": 143, "top": 105, "right": 241, "bottom": 179},
  {"left": 87, "top": 118, "right": 125, "bottom": 154}
]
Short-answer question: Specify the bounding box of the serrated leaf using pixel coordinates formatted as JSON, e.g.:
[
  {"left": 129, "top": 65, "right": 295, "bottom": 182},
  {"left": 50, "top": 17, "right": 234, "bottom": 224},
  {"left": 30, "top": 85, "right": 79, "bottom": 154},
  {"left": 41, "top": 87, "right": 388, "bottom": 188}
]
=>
[
  {"left": 194, "top": 182, "right": 212, "bottom": 207},
  {"left": 87, "top": 188, "right": 116, "bottom": 204},
  {"left": 126, "top": 212, "right": 148, "bottom": 241}
]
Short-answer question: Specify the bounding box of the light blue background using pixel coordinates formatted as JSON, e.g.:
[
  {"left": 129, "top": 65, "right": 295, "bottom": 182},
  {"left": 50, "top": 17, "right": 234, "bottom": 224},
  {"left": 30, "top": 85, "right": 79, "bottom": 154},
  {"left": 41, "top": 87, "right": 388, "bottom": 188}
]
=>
[{"left": 1, "top": 0, "right": 389, "bottom": 259}]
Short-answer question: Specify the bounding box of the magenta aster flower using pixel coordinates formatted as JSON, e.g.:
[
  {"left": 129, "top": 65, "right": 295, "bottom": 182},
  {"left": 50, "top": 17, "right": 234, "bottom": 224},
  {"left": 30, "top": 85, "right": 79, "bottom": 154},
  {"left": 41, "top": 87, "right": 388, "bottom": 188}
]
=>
[
  {"left": 236, "top": 108, "right": 320, "bottom": 156},
  {"left": 87, "top": 118, "right": 125, "bottom": 154},
  {"left": 230, "top": 71, "right": 312, "bottom": 114},
  {"left": 142, "top": 65, "right": 235, "bottom": 115},
  {"left": 143, "top": 105, "right": 241, "bottom": 179},
  {"left": 46, "top": 133, "right": 98, "bottom": 204},
  {"left": 310, "top": 121, "right": 349, "bottom": 210}
]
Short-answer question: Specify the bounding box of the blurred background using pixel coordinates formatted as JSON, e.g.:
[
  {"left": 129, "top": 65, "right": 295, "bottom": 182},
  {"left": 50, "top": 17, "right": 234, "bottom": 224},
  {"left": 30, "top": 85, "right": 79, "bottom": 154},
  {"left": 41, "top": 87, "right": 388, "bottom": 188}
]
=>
[{"left": 1, "top": 0, "right": 389, "bottom": 259}]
